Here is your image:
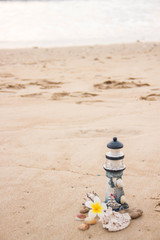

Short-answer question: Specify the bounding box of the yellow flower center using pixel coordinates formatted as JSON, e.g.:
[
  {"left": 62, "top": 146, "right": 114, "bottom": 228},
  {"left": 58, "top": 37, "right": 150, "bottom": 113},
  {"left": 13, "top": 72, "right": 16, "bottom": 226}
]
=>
[{"left": 91, "top": 202, "right": 103, "bottom": 214}]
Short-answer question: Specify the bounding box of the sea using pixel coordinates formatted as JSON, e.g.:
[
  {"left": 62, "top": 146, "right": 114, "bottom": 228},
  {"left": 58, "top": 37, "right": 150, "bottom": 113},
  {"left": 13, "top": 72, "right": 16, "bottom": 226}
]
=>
[{"left": 0, "top": 0, "right": 160, "bottom": 48}]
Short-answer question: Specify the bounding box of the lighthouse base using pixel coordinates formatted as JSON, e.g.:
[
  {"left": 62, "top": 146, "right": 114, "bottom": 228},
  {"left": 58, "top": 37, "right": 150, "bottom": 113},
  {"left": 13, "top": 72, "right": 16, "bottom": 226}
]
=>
[
  {"left": 105, "top": 200, "right": 129, "bottom": 212},
  {"left": 104, "top": 169, "right": 129, "bottom": 212},
  {"left": 119, "top": 202, "right": 129, "bottom": 211}
]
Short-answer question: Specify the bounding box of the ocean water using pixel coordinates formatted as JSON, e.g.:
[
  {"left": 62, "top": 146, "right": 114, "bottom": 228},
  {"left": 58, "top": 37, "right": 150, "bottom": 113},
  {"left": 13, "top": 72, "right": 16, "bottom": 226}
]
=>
[{"left": 0, "top": 0, "right": 160, "bottom": 48}]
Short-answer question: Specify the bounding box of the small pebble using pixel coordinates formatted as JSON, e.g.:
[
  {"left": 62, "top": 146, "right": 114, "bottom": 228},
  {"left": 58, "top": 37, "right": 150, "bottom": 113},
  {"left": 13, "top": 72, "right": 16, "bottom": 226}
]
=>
[
  {"left": 80, "top": 206, "right": 89, "bottom": 214},
  {"left": 84, "top": 217, "right": 97, "bottom": 225},
  {"left": 78, "top": 223, "right": 89, "bottom": 231},
  {"left": 120, "top": 207, "right": 143, "bottom": 219},
  {"left": 128, "top": 208, "right": 143, "bottom": 219},
  {"left": 75, "top": 214, "right": 86, "bottom": 221}
]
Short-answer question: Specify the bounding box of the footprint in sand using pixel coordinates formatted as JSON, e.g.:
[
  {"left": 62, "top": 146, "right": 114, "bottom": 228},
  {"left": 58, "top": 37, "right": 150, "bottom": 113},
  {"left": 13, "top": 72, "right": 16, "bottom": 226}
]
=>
[
  {"left": 51, "top": 91, "right": 98, "bottom": 101},
  {"left": 0, "top": 73, "right": 14, "bottom": 78},
  {"left": 76, "top": 100, "right": 103, "bottom": 104},
  {"left": 79, "top": 92, "right": 98, "bottom": 98},
  {"left": 51, "top": 92, "right": 70, "bottom": 100},
  {"left": 155, "top": 202, "right": 160, "bottom": 212},
  {"left": 21, "top": 93, "right": 42, "bottom": 97},
  {"left": 40, "top": 80, "right": 63, "bottom": 89},
  {"left": 6, "top": 84, "right": 26, "bottom": 89},
  {"left": 28, "top": 79, "right": 63, "bottom": 89},
  {"left": 79, "top": 128, "right": 109, "bottom": 137},
  {"left": 140, "top": 93, "right": 160, "bottom": 101},
  {"left": 94, "top": 80, "right": 150, "bottom": 89},
  {"left": 0, "top": 83, "right": 26, "bottom": 91},
  {"left": 150, "top": 194, "right": 160, "bottom": 212},
  {"left": 76, "top": 128, "right": 140, "bottom": 138},
  {"left": 128, "top": 77, "right": 142, "bottom": 80}
]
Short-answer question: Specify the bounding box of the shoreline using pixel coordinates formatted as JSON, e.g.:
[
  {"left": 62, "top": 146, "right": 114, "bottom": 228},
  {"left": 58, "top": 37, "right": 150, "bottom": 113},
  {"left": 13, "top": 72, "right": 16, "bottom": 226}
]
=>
[{"left": 0, "top": 40, "right": 160, "bottom": 50}]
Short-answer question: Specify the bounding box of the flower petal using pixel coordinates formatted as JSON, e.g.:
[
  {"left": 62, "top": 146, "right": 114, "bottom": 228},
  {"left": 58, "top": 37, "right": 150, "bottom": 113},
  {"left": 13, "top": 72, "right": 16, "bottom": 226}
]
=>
[
  {"left": 88, "top": 210, "right": 96, "bottom": 218},
  {"left": 94, "top": 196, "right": 101, "bottom": 204},
  {"left": 101, "top": 203, "right": 107, "bottom": 211},
  {"left": 85, "top": 201, "right": 93, "bottom": 209},
  {"left": 97, "top": 211, "right": 104, "bottom": 217}
]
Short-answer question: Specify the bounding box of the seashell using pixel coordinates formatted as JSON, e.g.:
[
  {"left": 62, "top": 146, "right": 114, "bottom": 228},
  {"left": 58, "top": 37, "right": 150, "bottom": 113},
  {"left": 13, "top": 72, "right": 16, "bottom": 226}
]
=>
[
  {"left": 84, "top": 217, "right": 97, "bottom": 225},
  {"left": 100, "top": 208, "right": 131, "bottom": 232},
  {"left": 80, "top": 206, "right": 89, "bottom": 214},
  {"left": 78, "top": 223, "right": 89, "bottom": 231},
  {"left": 85, "top": 192, "right": 99, "bottom": 202},
  {"left": 120, "top": 195, "right": 126, "bottom": 204},
  {"left": 116, "top": 179, "right": 124, "bottom": 188},
  {"left": 75, "top": 214, "right": 86, "bottom": 221}
]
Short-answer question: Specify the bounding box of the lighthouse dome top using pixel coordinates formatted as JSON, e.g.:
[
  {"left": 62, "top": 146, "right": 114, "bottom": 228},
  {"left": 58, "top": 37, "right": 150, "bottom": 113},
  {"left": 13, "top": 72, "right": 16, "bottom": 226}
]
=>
[{"left": 107, "top": 137, "right": 123, "bottom": 149}]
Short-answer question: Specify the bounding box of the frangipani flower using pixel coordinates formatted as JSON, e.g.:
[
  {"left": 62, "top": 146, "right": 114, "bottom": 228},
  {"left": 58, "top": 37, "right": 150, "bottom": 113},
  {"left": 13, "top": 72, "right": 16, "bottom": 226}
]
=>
[{"left": 85, "top": 196, "right": 107, "bottom": 218}]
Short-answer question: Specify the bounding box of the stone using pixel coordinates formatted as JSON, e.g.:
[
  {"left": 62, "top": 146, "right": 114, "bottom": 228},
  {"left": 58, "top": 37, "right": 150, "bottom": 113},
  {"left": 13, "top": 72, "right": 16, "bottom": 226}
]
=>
[
  {"left": 75, "top": 214, "right": 86, "bottom": 221},
  {"left": 120, "top": 207, "right": 143, "bottom": 219},
  {"left": 84, "top": 217, "right": 97, "bottom": 225},
  {"left": 80, "top": 206, "right": 89, "bottom": 214},
  {"left": 78, "top": 223, "right": 89, "bottom": 231}
]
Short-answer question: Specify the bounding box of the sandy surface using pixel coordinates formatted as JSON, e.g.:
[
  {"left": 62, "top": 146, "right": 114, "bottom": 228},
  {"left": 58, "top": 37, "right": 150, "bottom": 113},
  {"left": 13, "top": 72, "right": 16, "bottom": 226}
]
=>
[{"left": 0, "top": 42, "right": 160, "bottom": 240}]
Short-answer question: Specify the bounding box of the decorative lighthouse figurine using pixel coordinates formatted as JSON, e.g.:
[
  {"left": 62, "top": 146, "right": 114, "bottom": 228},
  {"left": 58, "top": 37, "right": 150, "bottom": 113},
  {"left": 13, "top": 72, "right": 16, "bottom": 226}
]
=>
[{"left": 104, "top": 137, "right": 129, "bottom": 211}]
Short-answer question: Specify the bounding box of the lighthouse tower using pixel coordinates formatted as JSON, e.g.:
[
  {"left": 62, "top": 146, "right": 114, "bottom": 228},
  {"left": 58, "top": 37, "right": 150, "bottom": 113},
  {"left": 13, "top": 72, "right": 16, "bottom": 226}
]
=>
[{"left": 104, "top": 137, "right": 129, "bottom": 211}]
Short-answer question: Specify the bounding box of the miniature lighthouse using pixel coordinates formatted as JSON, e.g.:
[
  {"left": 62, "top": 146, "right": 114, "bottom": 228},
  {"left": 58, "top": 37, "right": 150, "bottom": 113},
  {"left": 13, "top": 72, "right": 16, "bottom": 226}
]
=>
[{"left": 104, "top": 137, "right": 129, "bottom": 211}]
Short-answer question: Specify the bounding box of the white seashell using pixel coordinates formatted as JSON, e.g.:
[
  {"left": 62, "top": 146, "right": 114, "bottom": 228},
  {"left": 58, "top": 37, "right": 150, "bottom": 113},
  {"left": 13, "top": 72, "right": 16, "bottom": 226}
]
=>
[
  {"left": 100, "top": 208, "right": 131, "bottom": 232},
  {"left": 120, "top": 195, "right": 126, "bottom": 204},
  {"left": 116, "top": 179, "right": 124, "bottom": 188},
  {"left": 86, "top": 192, "right": 99, "bottom": 202},
  {"left": 75, "top": 214, "right": 86, "bottom": 221}
]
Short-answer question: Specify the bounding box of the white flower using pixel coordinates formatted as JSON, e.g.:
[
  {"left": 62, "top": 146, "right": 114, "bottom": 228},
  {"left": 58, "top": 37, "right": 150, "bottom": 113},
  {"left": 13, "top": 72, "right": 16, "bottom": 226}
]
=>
[{"left": 85, "top": 196, "right": 107, "bottom": 218}]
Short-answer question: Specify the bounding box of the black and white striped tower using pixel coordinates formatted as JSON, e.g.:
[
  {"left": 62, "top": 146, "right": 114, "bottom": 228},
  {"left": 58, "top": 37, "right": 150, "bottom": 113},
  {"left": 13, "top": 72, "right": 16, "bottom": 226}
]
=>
[{"left": 104, "top": 137, "right": 129, "bottom": 211}]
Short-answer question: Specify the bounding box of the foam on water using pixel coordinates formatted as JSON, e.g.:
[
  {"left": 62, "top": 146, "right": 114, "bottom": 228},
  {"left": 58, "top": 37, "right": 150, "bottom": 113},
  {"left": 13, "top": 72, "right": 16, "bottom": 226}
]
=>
[{"left": 0, "top": 0, "right": 160, "bottom": 48}]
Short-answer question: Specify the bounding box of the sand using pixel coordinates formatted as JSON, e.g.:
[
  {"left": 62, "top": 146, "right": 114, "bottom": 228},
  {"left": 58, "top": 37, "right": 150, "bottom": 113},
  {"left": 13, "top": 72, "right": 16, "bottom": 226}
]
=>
[{"left": 0, "top": 42, "right": 160, "bottom": 240}]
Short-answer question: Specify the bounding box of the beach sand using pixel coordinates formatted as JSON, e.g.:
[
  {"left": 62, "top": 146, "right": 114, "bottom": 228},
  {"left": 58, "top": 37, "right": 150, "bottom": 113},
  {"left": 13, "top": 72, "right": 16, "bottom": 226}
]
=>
[{"left": 0, "top": 42, "right": 160, "bottom": 240}]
